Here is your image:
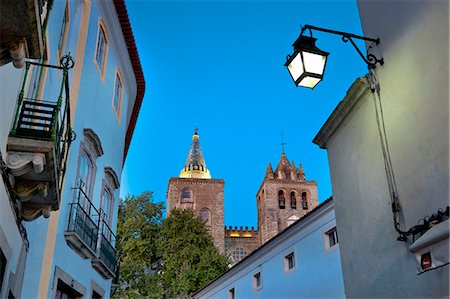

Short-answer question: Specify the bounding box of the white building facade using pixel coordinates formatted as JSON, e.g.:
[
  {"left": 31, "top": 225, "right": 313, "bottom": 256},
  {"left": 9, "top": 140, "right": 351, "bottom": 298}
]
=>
[
  {"left": 0, "top": 0, "right": 144, "bottom": 298},
  {"left": 194, "top": 198, "right": 345, "bottom": 299},
  {"left": 313, "top": 0, "right": 449, "bottom": 297}
]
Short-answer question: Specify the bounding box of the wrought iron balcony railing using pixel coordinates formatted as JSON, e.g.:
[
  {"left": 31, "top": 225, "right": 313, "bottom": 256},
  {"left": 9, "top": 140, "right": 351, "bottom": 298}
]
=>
[
  {"left": 92, "top": 213, "right": 117, "bottom": 279},
  {"left": 64, "top": 186, "right": 99, "bottom": 259},
  {"left": 6, "top": 55, "right": 74, "bottom": 221}
]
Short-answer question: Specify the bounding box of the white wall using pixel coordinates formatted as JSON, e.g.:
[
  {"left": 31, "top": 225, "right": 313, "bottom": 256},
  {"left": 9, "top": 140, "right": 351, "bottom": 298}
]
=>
[
  {"left": 316, "top": 1, "right": 449, "bottom": 297},
  {"left": 0, "top": 53, "right": 28, "bottom": 299},
  {"left": 195, "top": 200, "right": 345, "bottom": 299}
]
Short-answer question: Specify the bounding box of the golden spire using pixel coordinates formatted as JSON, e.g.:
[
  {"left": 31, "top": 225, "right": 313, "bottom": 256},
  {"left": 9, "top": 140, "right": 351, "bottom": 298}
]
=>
[{"left": 179, "top": 129, "right": 211, "bottom": 179}]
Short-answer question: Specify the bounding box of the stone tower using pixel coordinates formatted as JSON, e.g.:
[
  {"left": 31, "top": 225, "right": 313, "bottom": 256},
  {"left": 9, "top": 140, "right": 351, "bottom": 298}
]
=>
[
  {"left": 166, "top": 129, "right": 225, "bottom": 253},
  {"left": 256, "top": 151, "right": 318, "bottom": 244}
]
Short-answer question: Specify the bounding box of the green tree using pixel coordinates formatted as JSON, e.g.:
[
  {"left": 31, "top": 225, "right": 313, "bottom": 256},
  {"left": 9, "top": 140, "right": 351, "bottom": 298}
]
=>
[
  {"left": 114, "top": 191, "right": 165, "bottom": 298},
  {"left": 157, "top": 208, "right": 229, "bottom": 298}
]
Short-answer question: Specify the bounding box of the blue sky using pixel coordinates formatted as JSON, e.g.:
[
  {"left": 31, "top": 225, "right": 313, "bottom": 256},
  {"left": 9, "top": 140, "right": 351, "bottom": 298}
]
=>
[{"left": 120, "top": 0, "right": 367, "bottom": 227}]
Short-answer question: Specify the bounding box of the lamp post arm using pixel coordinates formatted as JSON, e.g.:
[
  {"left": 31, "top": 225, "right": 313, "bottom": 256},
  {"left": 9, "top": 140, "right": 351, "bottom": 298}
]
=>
[
  {"left": 301, "top": 24, "right": 384, "bottom": 69},
  {"left": 302, "top": 24, "right": 380, "bottom": 44}
]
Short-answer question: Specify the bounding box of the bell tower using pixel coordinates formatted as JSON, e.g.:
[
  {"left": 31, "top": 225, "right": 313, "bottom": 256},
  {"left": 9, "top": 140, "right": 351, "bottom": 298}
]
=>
[
  {"left": 166, "top": 129, "right": 225, "bottom": 253},
  {"left": 256, "top": 151, "right": 318, "bottom": 244}
]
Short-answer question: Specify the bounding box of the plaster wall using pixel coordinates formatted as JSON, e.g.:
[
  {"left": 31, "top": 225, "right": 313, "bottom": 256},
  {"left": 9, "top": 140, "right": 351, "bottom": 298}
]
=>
[
  {"left": 322, "top": 1, "right": 449, "bottom": 297},
  {"left": 195, "top": 202, "right": 344, "bottom": 299},
  {"left": 20, "top": 0, "right": 137, "bottom": 298},
  {"left": 167, "top": 178, "right": 225, "bottom": 253},
  {"left": 0, "top": 48, "right": 28, "bottom": 299}
]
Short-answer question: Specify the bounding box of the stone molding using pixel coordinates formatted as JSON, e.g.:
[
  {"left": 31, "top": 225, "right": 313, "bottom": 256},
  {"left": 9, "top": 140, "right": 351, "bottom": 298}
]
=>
[
  {"left": 313, "top": 77, "right": 372, "bottom": 149},
  {"left": 83, "top": 128, "right": 104, "bottom": 157},
  {"left": 6, "top": 152, "right": 45, "bottom": 177},
  {"left": 104, "top": 166, "right": 120, "bottom": 189},
  {"left": 168, "top": 177, "right": 225, "bottom": 186}
]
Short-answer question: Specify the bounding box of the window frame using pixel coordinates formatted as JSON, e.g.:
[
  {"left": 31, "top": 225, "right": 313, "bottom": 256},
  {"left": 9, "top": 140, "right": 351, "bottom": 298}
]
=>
[
  {"left": 228, "top": 287, "right": 235, "bottom": 299},
  {"left": 112, "top": 69, "right": 123, "bottom": 121},
  {"left": 75, "top": 147, "right": 96, "bottom": 213},
  {"left": 252, "top": 269, "right": 262, "bottom": 291},
  {"left": 180, "top": 187, "right": 193, "bottom": 203},
  {"left": 199, "top": 207, "right": 211, "bottom": 227},
  {"left": 230, "top": 247, "right": 247, "bottom": 264},
  {"left": 301, "top": 191, "right": 308, "bottom": 210},
  {"left": 94, "top": 18, "right": 109, "bottom": 81},
  {"left": 323, "top": 225, "right": 339, "bottom": 254},
  {"left": 290, "top": 191, "right": 297, "bottom": 209},
  {"left": 278, "top": 189, "right": 286, "bottom": 209},
  {"left": 284, "top": 250, "right": 297, "bottom": 274}
]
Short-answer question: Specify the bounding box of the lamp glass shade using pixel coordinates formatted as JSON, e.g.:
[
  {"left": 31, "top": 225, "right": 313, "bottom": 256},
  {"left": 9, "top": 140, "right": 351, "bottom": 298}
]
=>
[
  {"left": 286, "top": 34, "right": 329, "bottom": 89},
  {"left": 302, "top": 51, "right": 327, "bottom": 75},
  {"left": 298, "top": 76, "right": 321, "bottom": 89},
  {"left": 286, "top": 52, "right": 304, "bottom": 82}
]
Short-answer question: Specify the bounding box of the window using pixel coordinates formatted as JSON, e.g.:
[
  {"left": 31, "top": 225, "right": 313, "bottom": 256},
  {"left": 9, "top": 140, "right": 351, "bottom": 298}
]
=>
[
  {"left": 101, "top": 189, "right": 113, "bottom": 226},
  {"left": 253, "top": 271, "right": 262, "bottom": 291},
  {"left": 231, "top": 247, "right": 247, "bottom": 264},
  {"left": 278, "top": 190, "right": 285, "bottom": 209},
  {"left": 199, "top": 208, "right": 211, "bottom": 226},
  {"left": 284, "top": 252, "right": 296, "bottom": 273},
  {"left": 76, "top": 151, "right": 94, "bottom": 212},
  {"left": 290, "top": 191, "right": 297, "bottom": 209},
  {"left": 112, "top": 71, "right": 123, "bottom": 119},
  {"left": 301, "top": 192, "right": 308, "bottom": 210},
  {"left": 326, "top": 227, "right": 339, "bottom": 248},
  {"left": 75, "top": 129, "right": 103, "bottom": 212},
  {"left": 94, "top": 20, "right": 109, "bottom": 78},
  {"left": 181, "top": 188, "right": 192, "bottom": 203},
  {"left": 57, "top": 2, "right": 70, "bottom": 60},
  {"left": 55, "top": 279, "right": 81, "bottom": 299},
  {"left": 228, "top": 288, "right": 235, "bottom": 299},
  {"left": 102, "top": 167, "right": 119, "bottom": 240}
]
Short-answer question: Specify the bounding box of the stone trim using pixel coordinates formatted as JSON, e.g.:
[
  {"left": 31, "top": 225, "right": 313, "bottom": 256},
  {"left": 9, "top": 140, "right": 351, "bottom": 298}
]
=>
[
  {"left": 104, "top": 167, "right": 120, "bottom": 189},
  {"left": 83, "top": 128, "right": 104, "bottom": 157},
  {"left": 168, "top": 177, "right": 225, "bottom": 186},
  {"left": 313, "top": 77, "right": 372, "bottom": 149},
  {"left": 50, "top": 266, "right": 86, "bottom": 298},
  {"left": 90, "top": 279, "right": 105, "bottom": 298}
]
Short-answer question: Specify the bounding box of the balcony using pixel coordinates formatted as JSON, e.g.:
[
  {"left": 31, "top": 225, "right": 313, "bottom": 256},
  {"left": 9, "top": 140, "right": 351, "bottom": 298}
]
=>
[
  {"left": 92, "top": 217, "right": 117, "bottom": 279},
  {"left": 64, "top": 187, "right": 99, "bottom": 259},
  {"left": 0, "top": 0, "right": 51, "bottom": 67},
  {"left": 6, "top": 56, "right": 74, "bottom": 221}
]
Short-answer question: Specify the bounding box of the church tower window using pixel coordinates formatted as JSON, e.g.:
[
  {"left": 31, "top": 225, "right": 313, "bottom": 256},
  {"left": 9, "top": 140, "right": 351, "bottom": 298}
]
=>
[
  {"left": 278, "top": 190, "right": 286, "bottom": 209},
  {"left": 199, "top": 208, "right": 211, "bottom": 226},
  {"left": 181, "top": 188, "right": 193, "bottom": 203},
  {"left": 301, "top": 192, "right": 308, "bottom": 209},
  {"left": 290, "top": 191, "right": 297, "bottom": 209},
  {"left": 231, "top": 247, "right": 247, "bottom": 264}
]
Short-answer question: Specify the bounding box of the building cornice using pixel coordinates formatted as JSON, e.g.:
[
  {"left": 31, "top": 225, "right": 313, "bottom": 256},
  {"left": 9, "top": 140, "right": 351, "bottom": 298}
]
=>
[
  {"left": 313, "top": 76, "right": 371, "bottom": 149},
  {"left": 112, "top": 0, "right": 146, "bottom": 164}
]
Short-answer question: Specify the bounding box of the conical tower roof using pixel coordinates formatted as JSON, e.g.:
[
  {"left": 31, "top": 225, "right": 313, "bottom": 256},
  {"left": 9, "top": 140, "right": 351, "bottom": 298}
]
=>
[{"left": 179, "top": 129, "right": 211, "bottom": 179}]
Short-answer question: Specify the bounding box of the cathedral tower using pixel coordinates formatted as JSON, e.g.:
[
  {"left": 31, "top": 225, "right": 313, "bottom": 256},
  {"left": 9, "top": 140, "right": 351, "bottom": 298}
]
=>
[
  {"left": 256, "top": 151, "right": 318, "bottom": 244},
  {"left": 166, "top": 129, "right": 225, "bottom": 253}
]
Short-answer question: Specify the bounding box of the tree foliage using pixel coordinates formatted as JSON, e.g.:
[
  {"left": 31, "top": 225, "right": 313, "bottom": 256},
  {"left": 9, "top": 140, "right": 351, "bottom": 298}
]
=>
[
  {"left": 114, "top": 191, "right": 165, "bottom": 298},
  {"left": 157, "top": 208, "right": 229, "bottom": 298},
  {"left": 114, "top": 194, "right": 229, "bottom": 298}
]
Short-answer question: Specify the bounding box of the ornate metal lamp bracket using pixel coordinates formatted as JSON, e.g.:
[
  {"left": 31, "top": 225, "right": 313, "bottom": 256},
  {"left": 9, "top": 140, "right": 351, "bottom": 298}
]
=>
[{"left": 300, "top": 24, "right": 384, "bottom": 69}]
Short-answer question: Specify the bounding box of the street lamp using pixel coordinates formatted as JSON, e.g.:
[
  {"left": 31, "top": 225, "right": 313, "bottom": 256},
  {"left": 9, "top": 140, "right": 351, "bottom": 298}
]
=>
[{"left": 285, "top": 24, "right": 384, "bottom": 89}]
